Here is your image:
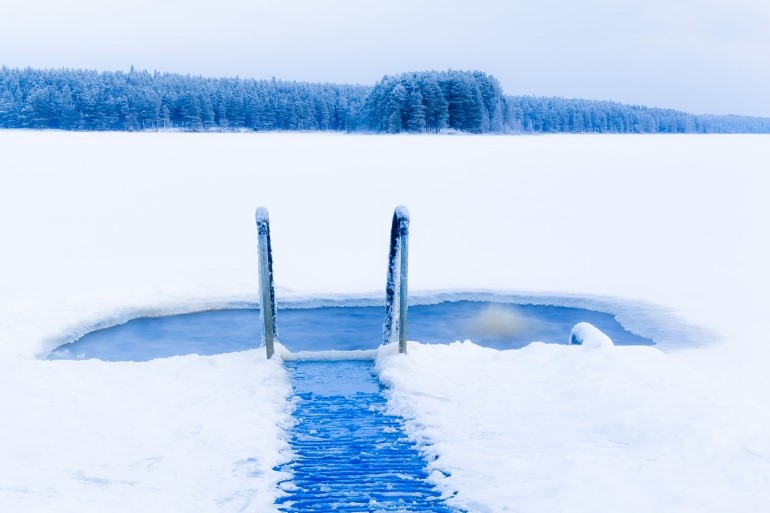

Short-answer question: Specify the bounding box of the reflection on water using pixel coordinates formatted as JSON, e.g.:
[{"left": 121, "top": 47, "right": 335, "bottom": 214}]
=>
[{"left": 47, "top": 301, "right": 653, "bottom": 362}]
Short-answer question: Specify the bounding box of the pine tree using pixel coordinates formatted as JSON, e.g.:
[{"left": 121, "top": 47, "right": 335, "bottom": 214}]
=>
[
  {"left": 0, "top": 90, "right": 16, "bottom": 128},
  {"left": 57, "top": 84, "right": 78, "bottom": 129},
  {"left": 200, "top": 94, "right": 215, "bottom": 130},
  {"left": 20, "top": 86, "right": 53, "bottom": 128},
  {"left": 158, "top": 105, "right": 170, "bottom": 129},
  {"left": 446, "top": 79, "right": 467, "bottom": 130},
  {"left": 387, "top": 83, "right": 407, "bottom": 133},
  {"left": 422, "top": 76, "right": 447, "bottom": 132},
  {"left": 406, "top": 90, "right": 426, "bottom": 132}
]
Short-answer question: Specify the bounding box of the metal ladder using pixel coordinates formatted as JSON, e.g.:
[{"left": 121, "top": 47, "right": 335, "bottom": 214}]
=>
[{"left": 255, "top": 207, "right": 410, "bottom": 359}]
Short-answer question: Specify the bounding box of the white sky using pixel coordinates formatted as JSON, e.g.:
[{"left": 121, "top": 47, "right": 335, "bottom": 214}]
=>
[{"left": 2, "top": 0, "right": 769, "bottom": 116}]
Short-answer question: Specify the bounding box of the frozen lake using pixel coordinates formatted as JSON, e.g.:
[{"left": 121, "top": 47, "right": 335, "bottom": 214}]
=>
[{"left": 2, "top": 132, "right": 769, "bottom": 513}]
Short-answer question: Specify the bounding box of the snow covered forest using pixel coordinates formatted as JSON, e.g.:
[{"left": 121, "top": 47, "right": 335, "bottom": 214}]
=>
[{"left": 2, "top": 67, "right": 769, "bottom": 134}]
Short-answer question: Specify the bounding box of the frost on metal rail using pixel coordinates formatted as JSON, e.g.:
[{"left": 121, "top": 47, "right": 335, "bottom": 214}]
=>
[
  {"left": 256, "top": 207, "right": 277, "bottom": 359},
  {"left": 383, "top": 206, "right": 410, "bottom": 354}
]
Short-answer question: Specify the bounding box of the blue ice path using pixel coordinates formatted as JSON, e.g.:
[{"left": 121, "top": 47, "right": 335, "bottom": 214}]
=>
[{"left": 276, "top": 360, "right": 458, "bottom": 513}]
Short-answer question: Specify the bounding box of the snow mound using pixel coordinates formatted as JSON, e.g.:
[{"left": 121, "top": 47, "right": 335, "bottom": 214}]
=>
[{"left": 570, "top": 321, "right": 614, "bottom": 347}]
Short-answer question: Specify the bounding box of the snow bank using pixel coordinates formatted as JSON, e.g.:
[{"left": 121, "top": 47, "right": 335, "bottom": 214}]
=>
[
  {"left": 0, "top": 349, "right": 293, "bottom": 513},
  {"left": 376, "top": 341, "right": 770, "bottom": 513}
]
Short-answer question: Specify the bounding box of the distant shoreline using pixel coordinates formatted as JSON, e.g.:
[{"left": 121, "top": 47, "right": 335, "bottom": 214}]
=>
[{"left": 2, "top": 67, "right": 769, "bottom": 134}]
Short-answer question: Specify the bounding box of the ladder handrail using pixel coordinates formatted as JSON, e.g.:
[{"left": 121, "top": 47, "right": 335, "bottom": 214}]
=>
[
  {"left": 383, "top": 206, "right": 410, "bottom": 353},
  {"left": 256, "top": 207, "right": 277, "bottom": 359},
  {"left": 256, "top": 206, "right": 410, "bottom": 358}
]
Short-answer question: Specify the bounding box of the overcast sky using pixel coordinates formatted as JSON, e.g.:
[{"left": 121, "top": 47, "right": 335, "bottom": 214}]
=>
[{"left": 2, "top": 0, "right": 769, "bottom": 116}]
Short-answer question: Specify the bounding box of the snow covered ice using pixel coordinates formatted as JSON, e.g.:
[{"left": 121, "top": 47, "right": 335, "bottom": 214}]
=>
[{"left": 2, "top": 131, "right": 770, "bottom": 511}]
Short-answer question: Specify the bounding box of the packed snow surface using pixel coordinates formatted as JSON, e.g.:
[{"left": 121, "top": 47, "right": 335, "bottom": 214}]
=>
[
  {"left": 376, "top": 341, "right": 770, "bottom": 513},
  {"left": 2, "top": 131, "right": 770, "bottom": 511},
  {"left": 0, "top": 350, "right": 292, "bottom": 513}
]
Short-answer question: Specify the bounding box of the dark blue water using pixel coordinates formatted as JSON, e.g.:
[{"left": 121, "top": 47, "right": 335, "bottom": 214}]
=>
[
  {"left": 47, "top": 301, "right": 652, "bottom": 361},
  {"left": 277, "top": 361, "right": 458, "bottom": 513}
]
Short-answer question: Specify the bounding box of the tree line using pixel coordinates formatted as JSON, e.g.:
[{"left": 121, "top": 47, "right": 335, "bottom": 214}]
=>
[
  {"left": 505, "top": 96, "right": 770, "bottom": 134},
  {"left": 1, "top": 66, "right": 768, "bottom": 134},
  {"left": 0, "top": 67, "right": 369, "bottom": 132}
]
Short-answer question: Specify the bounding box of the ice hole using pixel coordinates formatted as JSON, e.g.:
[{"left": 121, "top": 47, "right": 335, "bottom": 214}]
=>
[{"left": 47, "top": 300, "right": 652, "bottom": 362}]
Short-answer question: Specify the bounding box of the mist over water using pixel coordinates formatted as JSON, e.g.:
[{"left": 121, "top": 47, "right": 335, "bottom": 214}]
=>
[{"left": 463, "top": 304, "right": 540, "bottom": 339}]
